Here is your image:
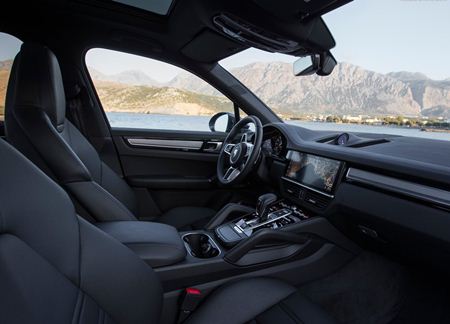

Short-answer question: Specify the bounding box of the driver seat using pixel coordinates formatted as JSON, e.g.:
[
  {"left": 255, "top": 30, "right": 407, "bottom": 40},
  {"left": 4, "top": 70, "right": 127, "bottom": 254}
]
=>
[
  {"left": 5, "top": 42, "right": 216, "bottom": 230},
  {"left": 0, "top": 133, "right": 336, "bottom": 324}
]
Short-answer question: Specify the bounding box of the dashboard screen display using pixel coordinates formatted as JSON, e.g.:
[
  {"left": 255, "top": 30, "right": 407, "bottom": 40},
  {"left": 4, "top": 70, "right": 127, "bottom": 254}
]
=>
[{"left": 285, "top": 151, "right": 342, "bottom": 193}]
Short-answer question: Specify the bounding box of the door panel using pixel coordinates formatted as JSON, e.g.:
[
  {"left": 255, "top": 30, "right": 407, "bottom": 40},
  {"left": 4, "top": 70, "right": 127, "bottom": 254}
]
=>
[
  {"left": 112, "top": 128, "right": 224, "bottom": 179},
  {"left": 111, "top": 127, "right": 248, "bottom": 220}
]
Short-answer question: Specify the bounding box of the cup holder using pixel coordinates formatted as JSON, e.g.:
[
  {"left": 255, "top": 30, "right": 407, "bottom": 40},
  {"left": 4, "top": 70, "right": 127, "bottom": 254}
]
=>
[{"left": 183, "top": 233, "right": 220, "bottom": 259}]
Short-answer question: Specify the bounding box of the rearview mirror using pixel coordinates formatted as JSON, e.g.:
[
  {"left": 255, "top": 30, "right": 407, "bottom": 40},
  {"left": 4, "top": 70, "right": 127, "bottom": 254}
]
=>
[
  {"left": 317, "top": 52, "right": 337, "bottom": 76},
  {"left": 293, "top": 54, "right": 320, "bottom": 76},
  {"left": 293, "top": 52, "right": 337, "bottom": 77}
]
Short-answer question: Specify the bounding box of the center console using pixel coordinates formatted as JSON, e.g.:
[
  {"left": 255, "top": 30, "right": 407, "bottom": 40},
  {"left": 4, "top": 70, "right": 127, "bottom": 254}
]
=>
[{"left": 215, "top": 199, "right": 310, "bottom": 247}]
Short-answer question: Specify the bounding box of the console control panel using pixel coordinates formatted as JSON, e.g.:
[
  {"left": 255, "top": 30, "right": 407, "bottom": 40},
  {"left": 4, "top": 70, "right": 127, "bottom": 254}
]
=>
[{"left": 215, "top": 200, "right": 310, "bottom": 246}]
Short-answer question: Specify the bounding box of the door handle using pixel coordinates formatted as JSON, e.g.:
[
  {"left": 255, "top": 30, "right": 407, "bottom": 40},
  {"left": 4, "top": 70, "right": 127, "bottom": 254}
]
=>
[{"left": 203, "top": 141, "right": 223, "bottom": 153}]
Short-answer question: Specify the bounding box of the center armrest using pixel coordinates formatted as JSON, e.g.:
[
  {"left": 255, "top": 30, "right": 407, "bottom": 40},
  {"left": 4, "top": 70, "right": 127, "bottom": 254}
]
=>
[{"left": 96, "top": 221, "right": 186, "bottom": 268}]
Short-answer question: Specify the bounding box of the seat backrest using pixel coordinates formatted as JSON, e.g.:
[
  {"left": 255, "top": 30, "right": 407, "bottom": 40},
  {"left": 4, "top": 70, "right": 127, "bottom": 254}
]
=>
[
  {"left": 0, "top": 137, "right": 162, "bottom": 324},
  {"left": 5, "top": 43, "right": 138, "bottom": 222}
]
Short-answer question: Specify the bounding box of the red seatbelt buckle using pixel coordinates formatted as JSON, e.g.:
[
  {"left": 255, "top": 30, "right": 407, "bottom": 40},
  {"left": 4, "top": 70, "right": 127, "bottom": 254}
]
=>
[
  {"left": 178, "top": 287, "right": 203, "bottom": 322},
  {"left": 181, "top": 287, "right": 202, "bottom": 311}
]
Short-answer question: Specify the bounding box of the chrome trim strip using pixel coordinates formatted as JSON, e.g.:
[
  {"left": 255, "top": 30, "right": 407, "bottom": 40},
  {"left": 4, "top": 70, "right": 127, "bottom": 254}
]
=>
[
  {"left": 127, "top": 138, "right": 203, "bottom": 150},
  {"left": 281, "top": 177, "right": 335, "bottom": 198},
  {"left": 346, "top": 168, "right": 450, "bottom": 208},
  {"left": 181, "top": 233, "right": 222, "bottom": 258},
  {"left": 248, "top": 209, "right": 293, "bottom": 231}
]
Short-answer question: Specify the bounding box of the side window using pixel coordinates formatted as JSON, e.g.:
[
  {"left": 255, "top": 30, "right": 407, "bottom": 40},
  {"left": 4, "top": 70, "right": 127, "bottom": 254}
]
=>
[
  {"left": 85, "top": 48, "right": 236, "bottom": 132},
  {"left": 0, "top": 32, "right": 22, "bottom": 120}
]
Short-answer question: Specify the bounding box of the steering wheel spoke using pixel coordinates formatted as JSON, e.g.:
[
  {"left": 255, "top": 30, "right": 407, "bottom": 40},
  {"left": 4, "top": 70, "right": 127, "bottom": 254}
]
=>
[
  {"left": 223, "top": 166, "right": 241, "bottom": 182},
  {"left": 244, "top": 143, "right": 254, "bottom": 157},
  {"left": 224, "top": 143, "right": 235, "bottom": 155},
  {"left": 240, "top": 132, "right": 248, "bottom": 143}
]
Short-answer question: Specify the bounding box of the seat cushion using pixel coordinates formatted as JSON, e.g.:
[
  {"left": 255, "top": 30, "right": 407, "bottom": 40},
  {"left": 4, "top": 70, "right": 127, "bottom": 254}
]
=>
[
  {"left": 185, "top": 278, "right": 336, "bottom": 324},
  {"left": 158, "top": 206, "right": 217, "bottom": 230}
]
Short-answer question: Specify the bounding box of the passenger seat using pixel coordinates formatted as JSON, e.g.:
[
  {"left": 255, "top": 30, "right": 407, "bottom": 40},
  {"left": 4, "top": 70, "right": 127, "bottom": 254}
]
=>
[{"left": 4, "top": 42, "right": 216, "bottom": 229}]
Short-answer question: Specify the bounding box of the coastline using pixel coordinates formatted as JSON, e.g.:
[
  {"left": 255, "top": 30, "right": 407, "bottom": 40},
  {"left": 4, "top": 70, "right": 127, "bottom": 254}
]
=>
[{"left": 421, "top": 127, "right": 450, "bottom": 133}]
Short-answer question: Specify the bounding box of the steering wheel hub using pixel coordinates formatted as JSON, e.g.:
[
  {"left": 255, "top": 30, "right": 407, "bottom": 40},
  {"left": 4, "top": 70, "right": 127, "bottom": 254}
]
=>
[{"left": 229, "top": 143, "right": 247, "bottom": 165}]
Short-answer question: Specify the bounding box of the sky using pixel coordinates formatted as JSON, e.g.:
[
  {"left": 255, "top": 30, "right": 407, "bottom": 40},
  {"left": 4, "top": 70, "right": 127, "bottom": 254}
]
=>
[{"left": 2, "top": 0, "right": 450, "bottom": 81}]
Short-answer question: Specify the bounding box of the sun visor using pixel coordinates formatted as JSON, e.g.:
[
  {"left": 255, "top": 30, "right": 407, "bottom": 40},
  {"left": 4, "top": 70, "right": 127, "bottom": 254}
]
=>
[{"left": 212, "top": 13, "right": 335, "bottom": 56}]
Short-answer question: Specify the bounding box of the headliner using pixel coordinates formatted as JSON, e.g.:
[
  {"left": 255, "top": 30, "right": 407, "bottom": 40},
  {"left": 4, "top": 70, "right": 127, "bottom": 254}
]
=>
[{"left": 1, "top": 0, "right": 351, "bottom": 65}]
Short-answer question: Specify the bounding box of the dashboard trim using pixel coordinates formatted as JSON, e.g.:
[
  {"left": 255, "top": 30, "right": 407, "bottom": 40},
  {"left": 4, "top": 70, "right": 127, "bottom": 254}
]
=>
[
  {"left": 346, "top": 168, "right": 450, "bottom": 209},
  {"left": 281, "top": 176, "right": 335, "bottom": 199}
]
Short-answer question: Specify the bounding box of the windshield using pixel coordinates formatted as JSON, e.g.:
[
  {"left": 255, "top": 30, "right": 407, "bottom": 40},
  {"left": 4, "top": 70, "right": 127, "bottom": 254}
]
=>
[{"left": 220, "top": 0, "right": 450, "bottom": 141}]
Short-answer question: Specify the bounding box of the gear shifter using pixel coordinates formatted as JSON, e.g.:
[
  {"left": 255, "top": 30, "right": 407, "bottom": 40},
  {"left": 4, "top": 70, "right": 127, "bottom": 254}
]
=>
[{"left": 256, "top": 193, "right": 277, "bottom": 222}]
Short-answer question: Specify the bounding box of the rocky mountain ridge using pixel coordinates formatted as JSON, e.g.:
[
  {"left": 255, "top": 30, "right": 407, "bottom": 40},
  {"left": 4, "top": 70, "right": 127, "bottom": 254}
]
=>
[
  {"left": 1, "top": 59, "right": 450, "bottom": 118},
  {"left": 168, "top": 62, "right": 450, "bottom": 118}
]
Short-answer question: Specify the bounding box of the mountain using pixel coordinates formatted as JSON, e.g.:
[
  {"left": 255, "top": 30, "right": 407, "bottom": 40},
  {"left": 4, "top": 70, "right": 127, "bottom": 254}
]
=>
[
  {"left": 387, "top": 72, "right": 450, "bottom": 119},
  {"left": 170, "top": 62, "right": 450, "bottom": 118},
  {"left": 91, "top": 80, "right": 232, "bottom": 115},
  {"left": 386, "top": 71, "right": 429, "bottom": 82},
  {"left": 88, "top": 68, "right": 161, "bottom": 87},
  {"left": 232, "top": 62, "right": 421, "bottom": 116},
  {"left": 1, "top": 60, "right": 450, "bottom": 118},
  {"left": 167, "top": 72, "right": 221, "bottom": 97}
]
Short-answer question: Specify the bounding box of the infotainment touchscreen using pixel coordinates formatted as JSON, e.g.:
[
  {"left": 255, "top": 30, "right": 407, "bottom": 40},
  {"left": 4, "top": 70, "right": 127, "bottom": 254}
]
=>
[{"left": 285, "top": 151, "right": 342, "bottom": 194}]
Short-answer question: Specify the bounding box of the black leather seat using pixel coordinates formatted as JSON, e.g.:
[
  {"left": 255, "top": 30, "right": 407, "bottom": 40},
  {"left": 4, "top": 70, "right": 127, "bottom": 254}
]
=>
[
  {"left": 0, "top": 134, "right": 335, "bottom": 324},
  {"left": 5, "top": 42, "right": 216, "bottom": 229},
  {"left": 0, "top": 137, "right": 162, "bottom": 324}
]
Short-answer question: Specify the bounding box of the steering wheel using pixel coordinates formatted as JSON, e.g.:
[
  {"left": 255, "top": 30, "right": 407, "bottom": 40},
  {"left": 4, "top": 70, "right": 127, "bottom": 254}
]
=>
[{"left": 217, "top": 115, "right": 263, "bottom": 185}]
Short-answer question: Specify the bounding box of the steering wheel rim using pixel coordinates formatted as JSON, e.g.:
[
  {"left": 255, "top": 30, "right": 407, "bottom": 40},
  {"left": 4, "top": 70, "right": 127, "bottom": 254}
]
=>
[{"left": 217, "top": 115, "right": 263, "bottom": 185}]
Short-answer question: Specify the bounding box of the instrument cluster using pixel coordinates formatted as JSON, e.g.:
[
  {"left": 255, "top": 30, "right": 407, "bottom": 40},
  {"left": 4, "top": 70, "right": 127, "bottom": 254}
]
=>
[{"left": 262, "top": 128, "right": 287, "bottom": 159}]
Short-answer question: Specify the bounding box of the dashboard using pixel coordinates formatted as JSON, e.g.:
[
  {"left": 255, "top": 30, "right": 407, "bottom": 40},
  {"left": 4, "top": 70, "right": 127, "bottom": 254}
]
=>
[{"left": 259, "top": 122, "right": 450, "bottom": 269}]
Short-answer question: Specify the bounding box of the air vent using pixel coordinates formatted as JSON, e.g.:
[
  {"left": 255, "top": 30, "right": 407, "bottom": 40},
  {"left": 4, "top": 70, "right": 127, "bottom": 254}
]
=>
[
  {"left": 283, "top": 181, "right": 301, "bottom": 198},
  {"left": 213, "top": 14, "right": 299, "bottom": 53},
  {"left": 304, "top": 192, "right": 331, "bottom": 209}
]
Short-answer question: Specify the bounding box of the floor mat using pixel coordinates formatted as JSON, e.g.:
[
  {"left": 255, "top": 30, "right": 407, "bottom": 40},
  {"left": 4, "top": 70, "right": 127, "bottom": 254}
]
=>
[
  {"left": 298, "top": 252, "right": 407, "bottom": 324},
  {"left": 390, "top": 272, "right": 450, "bottom": 324}
]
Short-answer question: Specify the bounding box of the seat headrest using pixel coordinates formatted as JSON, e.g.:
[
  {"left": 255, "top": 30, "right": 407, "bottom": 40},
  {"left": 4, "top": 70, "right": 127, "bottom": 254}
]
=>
[{"left": 6, "top": 43, "right": 66, "bottom": 132}]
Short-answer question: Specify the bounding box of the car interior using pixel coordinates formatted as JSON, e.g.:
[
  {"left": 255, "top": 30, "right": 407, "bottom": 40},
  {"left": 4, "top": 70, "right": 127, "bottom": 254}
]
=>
[{"left": 1, "top": 0, "right": 450, "bottom": 323}]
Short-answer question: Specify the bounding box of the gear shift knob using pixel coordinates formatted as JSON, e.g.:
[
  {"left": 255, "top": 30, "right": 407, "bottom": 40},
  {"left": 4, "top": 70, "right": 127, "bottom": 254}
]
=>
[{"left": 256, "top": 193, "right": 277, "bottom": 221}]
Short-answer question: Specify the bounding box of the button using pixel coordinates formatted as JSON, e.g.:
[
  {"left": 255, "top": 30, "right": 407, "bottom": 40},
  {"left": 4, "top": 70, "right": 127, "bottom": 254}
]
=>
[{"left": 358, "top": 225, "right": 378, "bottom": 239}]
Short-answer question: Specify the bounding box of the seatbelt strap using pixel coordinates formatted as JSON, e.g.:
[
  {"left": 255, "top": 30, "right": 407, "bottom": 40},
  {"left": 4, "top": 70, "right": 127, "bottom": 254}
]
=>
[
  {"left": 66, "top": 84, "right": 83, "bottom": 128},
  {"left": 66, "top": 83, "right": 91, "bottom": 138}
]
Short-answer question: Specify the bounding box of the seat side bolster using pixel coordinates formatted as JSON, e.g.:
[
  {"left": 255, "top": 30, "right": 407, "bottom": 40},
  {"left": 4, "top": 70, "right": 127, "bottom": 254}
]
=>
[
  {"left": 66, "top": 181, "right": 137, "bottom": 222},
  {"left": 13, "top": 107, "right": 92, "bottom": 183},
  {"left": 78, "top": 218, "right": 162, "bottom": 324}
]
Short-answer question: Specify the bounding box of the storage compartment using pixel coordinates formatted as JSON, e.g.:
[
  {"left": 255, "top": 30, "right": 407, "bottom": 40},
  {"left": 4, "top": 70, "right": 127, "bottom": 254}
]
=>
[{"left": 183, "top": 233, "right": 220, "bottom": 258}]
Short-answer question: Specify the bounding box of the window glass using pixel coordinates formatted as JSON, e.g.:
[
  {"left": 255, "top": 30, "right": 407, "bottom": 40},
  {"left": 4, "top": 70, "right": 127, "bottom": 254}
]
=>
[
  {"left": 0, "top": 32, "right": 22, "bottom": 120},
  {"left": 220, "top": 0, "right": 450, "bottom": 141},
  {"left": 86, "top": 48, "right": 234, "bottom": 132}
]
